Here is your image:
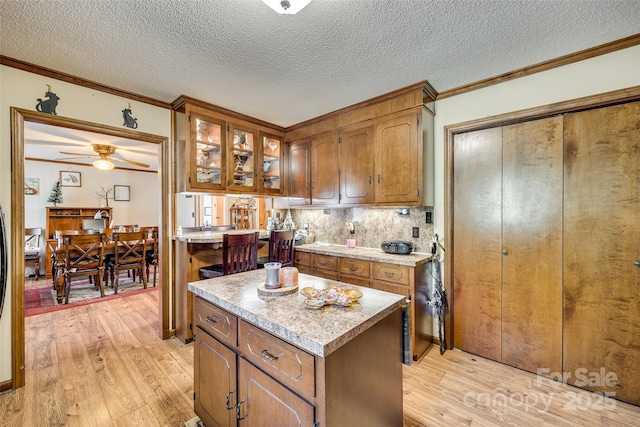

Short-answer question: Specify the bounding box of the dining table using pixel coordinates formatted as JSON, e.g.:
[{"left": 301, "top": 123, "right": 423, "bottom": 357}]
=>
[{"left": 48, "top": 235, "right": 156, "bottom": 304}]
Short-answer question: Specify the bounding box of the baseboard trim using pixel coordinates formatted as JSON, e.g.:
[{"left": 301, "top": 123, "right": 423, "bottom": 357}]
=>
[{"left": 0, "top": 379, "right": 13, "bottom": 394}]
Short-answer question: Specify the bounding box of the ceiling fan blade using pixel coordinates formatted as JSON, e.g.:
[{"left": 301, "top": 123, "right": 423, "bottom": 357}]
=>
[
  {"left": 111, "top": 157, "right": 150, "bottom": 168},
  {"left": 59, "top": 151, "right": 94, "bottom": 156},
  {"left": 55, "top": 156, "right": 94, "bottom": 161}
]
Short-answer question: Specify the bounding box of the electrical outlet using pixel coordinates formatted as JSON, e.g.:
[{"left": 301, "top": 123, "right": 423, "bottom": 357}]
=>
[
  {"left": 426, "top": 211, "right": 433, "bottom": 224},
  {"left": 323, "top": 209, "right": 331, "bottom": 215},
  {"left": 412, "top": 227, "right": 419, "bottom": 238}
]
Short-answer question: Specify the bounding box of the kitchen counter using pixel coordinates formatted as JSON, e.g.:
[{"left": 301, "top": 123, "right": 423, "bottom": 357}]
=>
[
  {"left": 188, "top": 268, "right": 405, "bottom": 356},
  {"left": 189, "top": 269, "right": 404, "bottom": 427},
  {"left": 295, "top": 242, "right": 432, "bottom": 266},
  {"left": 173, "top": 228, "right": 269, "bottom": 243}
]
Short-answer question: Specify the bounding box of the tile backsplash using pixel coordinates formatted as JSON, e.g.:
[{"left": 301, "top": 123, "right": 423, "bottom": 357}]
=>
[{"left": 276, "top": 206, "right": 434, "bottom": 253}]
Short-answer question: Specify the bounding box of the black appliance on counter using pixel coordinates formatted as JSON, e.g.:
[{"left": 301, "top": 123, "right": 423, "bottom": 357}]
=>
[{"left": 381, "top": 240, "right": 413, "bottom": 254}]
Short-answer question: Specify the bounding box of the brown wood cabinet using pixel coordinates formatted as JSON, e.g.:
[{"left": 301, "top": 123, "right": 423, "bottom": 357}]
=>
[
  {"left": 339, "top": 125, "right": 374, "bottom": 205},
  {"left": 452, "top": 117, "right": 563, "bottom": 374},
  {"left": 451, "top": 100, "right": 640, "bottom": 406},
  {"left": 287, "top": 140, "right": 311, "bottom": 205},
  {"left": 193, "top": 295, "right": 403, "bottom": 427},
  {"left": 374, "top": 112, "right": 421, "bottom": 204},
  {"left": 310, "top": 132, "right": 340, "bottom": 205},
  {"left": 294, "top": 249, "right": 432, "bottom": 362},
  {"left": 45, "top": 206, "right": 112, "bottom": 239},
  {"left": 173, "top": 96, "right": 285, "bottom": 195},
  {"left": 562, "top": 102, "right": 640, "bottom": 406}
]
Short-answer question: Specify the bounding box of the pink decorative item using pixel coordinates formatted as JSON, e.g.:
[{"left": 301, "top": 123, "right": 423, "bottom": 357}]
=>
[{"left": 347, "top": 239, "right": 356, "bottom": 248}]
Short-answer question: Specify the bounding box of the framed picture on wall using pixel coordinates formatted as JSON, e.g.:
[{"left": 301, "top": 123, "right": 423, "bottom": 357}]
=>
[
  {"left": 114, "top": 185, "right": 130, "bottom": 201},
  {"left": 60, "top": 171, "right": 81, "bottom": 187}
]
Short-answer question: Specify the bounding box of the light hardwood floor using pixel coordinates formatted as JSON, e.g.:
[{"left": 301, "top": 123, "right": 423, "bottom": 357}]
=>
[{"left": 1, "top": 289, "right": 639, "bottom": 426}]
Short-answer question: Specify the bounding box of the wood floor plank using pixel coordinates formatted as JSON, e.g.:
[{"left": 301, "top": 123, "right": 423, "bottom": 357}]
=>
[{"left": 2, "top": 279, "right": 640, "bottom": 426}]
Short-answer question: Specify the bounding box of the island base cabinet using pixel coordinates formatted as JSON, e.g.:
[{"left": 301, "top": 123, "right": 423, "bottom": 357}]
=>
[
  {"left": 195, "top": 327, "right": 238, "bottom": 427},
  {"left": 237, "top": 358, "right": 315, "bottom": 426}
]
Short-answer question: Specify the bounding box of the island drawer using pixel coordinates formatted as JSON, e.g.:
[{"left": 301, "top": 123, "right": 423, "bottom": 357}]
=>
[
  {"left": 313, "top": 254, "right": 338, "bottom": 271},
  {"left": 338, "top": 258, "right": 370, "bottom": 278},
  {"left": 194, "top": 297, "right": 238, "bottom": 348},
  {"left": 293, "top": 251, "right": 312, "bottom": 266},
  {"left": 372, "top": 262, "right": 410, "bottom": 286},
  {"left": 238, "top": 320, "right": 315, "bottom": 401}
]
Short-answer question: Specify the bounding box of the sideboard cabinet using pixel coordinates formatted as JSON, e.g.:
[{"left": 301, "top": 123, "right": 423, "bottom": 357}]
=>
[{"left": 45, "top": 206, "right": 112, "bottom": 239}]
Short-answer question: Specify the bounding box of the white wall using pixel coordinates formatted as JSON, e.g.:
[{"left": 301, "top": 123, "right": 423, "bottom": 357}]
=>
[{"left": 0, "top": 65, "right": 170, "bottom": 384}]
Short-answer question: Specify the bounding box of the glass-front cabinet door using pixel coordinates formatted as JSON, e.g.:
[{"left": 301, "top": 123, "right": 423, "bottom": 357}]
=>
[
  {"left": 227, "top": 123, "right": 257, "bottom": 192},
  {"left": 191, "top": 113, "right": 226, "bottom": 191},
  {"left": 259, "top": 132, "right": 284, "bottom": 195}
]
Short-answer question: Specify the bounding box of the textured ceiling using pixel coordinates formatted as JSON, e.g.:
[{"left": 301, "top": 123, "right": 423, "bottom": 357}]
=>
[{"left": 2, "top": 0, "right": 639, "bottom": 129}]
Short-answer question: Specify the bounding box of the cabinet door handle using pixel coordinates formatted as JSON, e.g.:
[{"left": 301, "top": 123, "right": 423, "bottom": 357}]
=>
[
  {"left": 502, "top": 250, "right": 509, "bottom": 256},
  {"left": 225, "top": 389, "right": 236, "bottom": 410},
  {"left": 237, "top": 398, "right": 248, "bottom": 421},
  {"left": 635, "top": 260, "right": 640, "bottom": 267},
  {"left": 204, "top": 315, "right": 220, "bottom": 323},
  {"left": 377, "top": 175, "right": 381, "bottom": 184},
  {"left": 312, "top": 181, "right": 315, "bottom": 190},
  {"left": 349, "top": 265, "right": 357, "bottom": 271},
  {"left": 261, "top": 349, "right": 280, "bottom": 361},
  {"left": 384, "top": 271, "right": 394, "bottom": 278}
]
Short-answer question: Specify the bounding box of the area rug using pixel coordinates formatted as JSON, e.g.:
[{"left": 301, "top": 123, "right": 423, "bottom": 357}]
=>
[{"left": 25, "top": 273, "right": 158, "bottom": 317}]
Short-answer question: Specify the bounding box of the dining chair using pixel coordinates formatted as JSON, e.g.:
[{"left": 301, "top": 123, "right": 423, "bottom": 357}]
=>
[
  {"left": 24, "top": 227, "right": 42, "bottom": 280},
  {"left": 256, "top": 229, "right": 296, "bottom": 269},
  {"left": 109, "top": 231, "right": 147, "bottom": 294},
  {"left": 141, "top": 226, "right": 159, "bottom": 287},
  {"left": 61, "top": 233, "right": 106, "bottom": 304},
  {"left": 198, "top": 231, "right": 259, "bottom": 279}
]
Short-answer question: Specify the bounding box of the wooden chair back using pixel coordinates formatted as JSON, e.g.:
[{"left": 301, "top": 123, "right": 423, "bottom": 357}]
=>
[
  {"left": 62, "top": 233, "right": 106, "bottom": 304},
  {"left": 111, "top": 231, "right": 148, "bottom": 293},
  {"left": 267, "top": 230, "right": 295, "bottom": 267},
  {"left": 112, "top": 231, "right": 147, "bottom": 267},
  {"left": 25, "top": 227, "right": 42, "bottom": 248},
  {"left": 55, "top": 229, "right": 99, "bottom": 239},
  {"left": 223, "top": 232, "right": 259, "bottom": 275}
]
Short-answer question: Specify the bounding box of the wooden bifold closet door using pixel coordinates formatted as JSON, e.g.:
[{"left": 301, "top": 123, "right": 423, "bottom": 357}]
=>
[
  {"left": 563, "top": 101, "right": 640, "bottom": 405},
  {"left": 453, "top": 116, "right": 563, "bottom": 374}
]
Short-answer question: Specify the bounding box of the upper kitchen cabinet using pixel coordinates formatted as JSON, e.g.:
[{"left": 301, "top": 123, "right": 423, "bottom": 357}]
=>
[
  {"left": 311, "top": 132, "right": 340, "bottom": 205},
  {"left": 227, "top": 123, "right": 257, "bottom": 192},
  {"left": 259, "top": 132, "right": 285, "bottom": 195},
  {"left": 285, "top": 81, "right": 435, "bottom": 207},
  {"left": 172, "top": 96, "right": 286, "bottom": 195},
  {"left": 288, "top": 139, "right": 311, "bottom": 206}
]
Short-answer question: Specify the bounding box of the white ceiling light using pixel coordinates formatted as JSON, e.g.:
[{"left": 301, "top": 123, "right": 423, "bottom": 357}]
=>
[
  {"left": 93, "top": 158, "right": 115, "bottom": 170},
  {"left": 262, "top": 0, "right": 311, "bottom": 14}
]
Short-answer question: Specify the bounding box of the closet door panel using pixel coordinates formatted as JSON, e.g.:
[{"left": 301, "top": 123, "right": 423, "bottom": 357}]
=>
[
  {"left": 453, "top": 127, "right": 503, "bottom": 361},
  {"left": 564, "top": 101, "right": 640, "bottom": 405},
  {"left": 502, "top": 117, "right": 563, "bottom": 374}
]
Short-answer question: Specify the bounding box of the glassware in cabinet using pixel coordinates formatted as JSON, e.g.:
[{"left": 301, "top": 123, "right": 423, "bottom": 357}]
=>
[
  {"left": 260, "top": 132, "right": 284, "bottom": 195},
  {"left": 228, "top": 124, "right": 257, "bottom": 191}
]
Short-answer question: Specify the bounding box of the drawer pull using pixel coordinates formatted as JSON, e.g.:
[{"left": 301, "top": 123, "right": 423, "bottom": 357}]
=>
[
  {"left": 349, "top": 265, "right": 357, "bottom": 271},
  {"left": 635, "top": 260, "right": 640, "bottom": 267},
  {"left": 261, "top": 349, "right": 280, "bottom": 361},
  {"left": 204, "top": 315, "right": 220, "bottom": 323},
  {"left": 237, "top": 398, "right": 248, "bottom": 421},
  {"left": 225, "top": 389, "right": 236, "bottom": 410},
  {"left": 318, "top": 261, "right": 326, "bottom": 266},
  {"left": 384, "top": 272, "right": 395, "bottom": 277}
]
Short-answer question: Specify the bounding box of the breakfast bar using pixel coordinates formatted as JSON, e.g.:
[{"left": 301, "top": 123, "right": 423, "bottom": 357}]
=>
[{"left": 188, "top": 269, "right": 405, "bottom": 427}]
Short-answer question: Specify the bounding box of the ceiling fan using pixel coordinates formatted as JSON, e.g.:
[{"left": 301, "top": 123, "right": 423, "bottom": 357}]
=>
[{"left": 59, "top": 144, "right": 149, "bottom": 170}]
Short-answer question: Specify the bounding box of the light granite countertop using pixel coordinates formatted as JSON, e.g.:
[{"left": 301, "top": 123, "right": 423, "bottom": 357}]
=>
[
  {"left": 188, "top": 269, "right": 405, "bottom": 357},
  {"left": 295, "top": 243, "right": 432, "bottom": 267},
  {"left": 173, "top": 229, "right": 269, "bottom": 243}
]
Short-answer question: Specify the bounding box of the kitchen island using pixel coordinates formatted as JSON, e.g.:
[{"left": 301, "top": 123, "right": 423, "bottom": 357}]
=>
[{"left": 189, "top": 269, "right": 405, "bottom": 427}]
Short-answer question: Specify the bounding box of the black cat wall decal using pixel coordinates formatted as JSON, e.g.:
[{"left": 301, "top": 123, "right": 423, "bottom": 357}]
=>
[
  {"left": 35, "top": 86, "right": 60, "bottom": 115},
  {"left": 122, "top": 107, "right": 138, "bottom": 129}
]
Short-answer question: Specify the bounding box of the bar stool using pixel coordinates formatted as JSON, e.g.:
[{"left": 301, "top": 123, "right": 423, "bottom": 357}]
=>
[{"left": 256, "top": 229, "right": 295, "bottom": 269}]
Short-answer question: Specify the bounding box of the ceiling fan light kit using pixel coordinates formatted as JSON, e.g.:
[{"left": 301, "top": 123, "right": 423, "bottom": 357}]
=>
[
  {"left": 93, "top": 158, "right": 115, "bottom": 170},
  {"left": 58, "top": 143, "right": 150, "bottom": 170},
  {"left": 262, "top": 0, "right": 310, "bottom": 14}
]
